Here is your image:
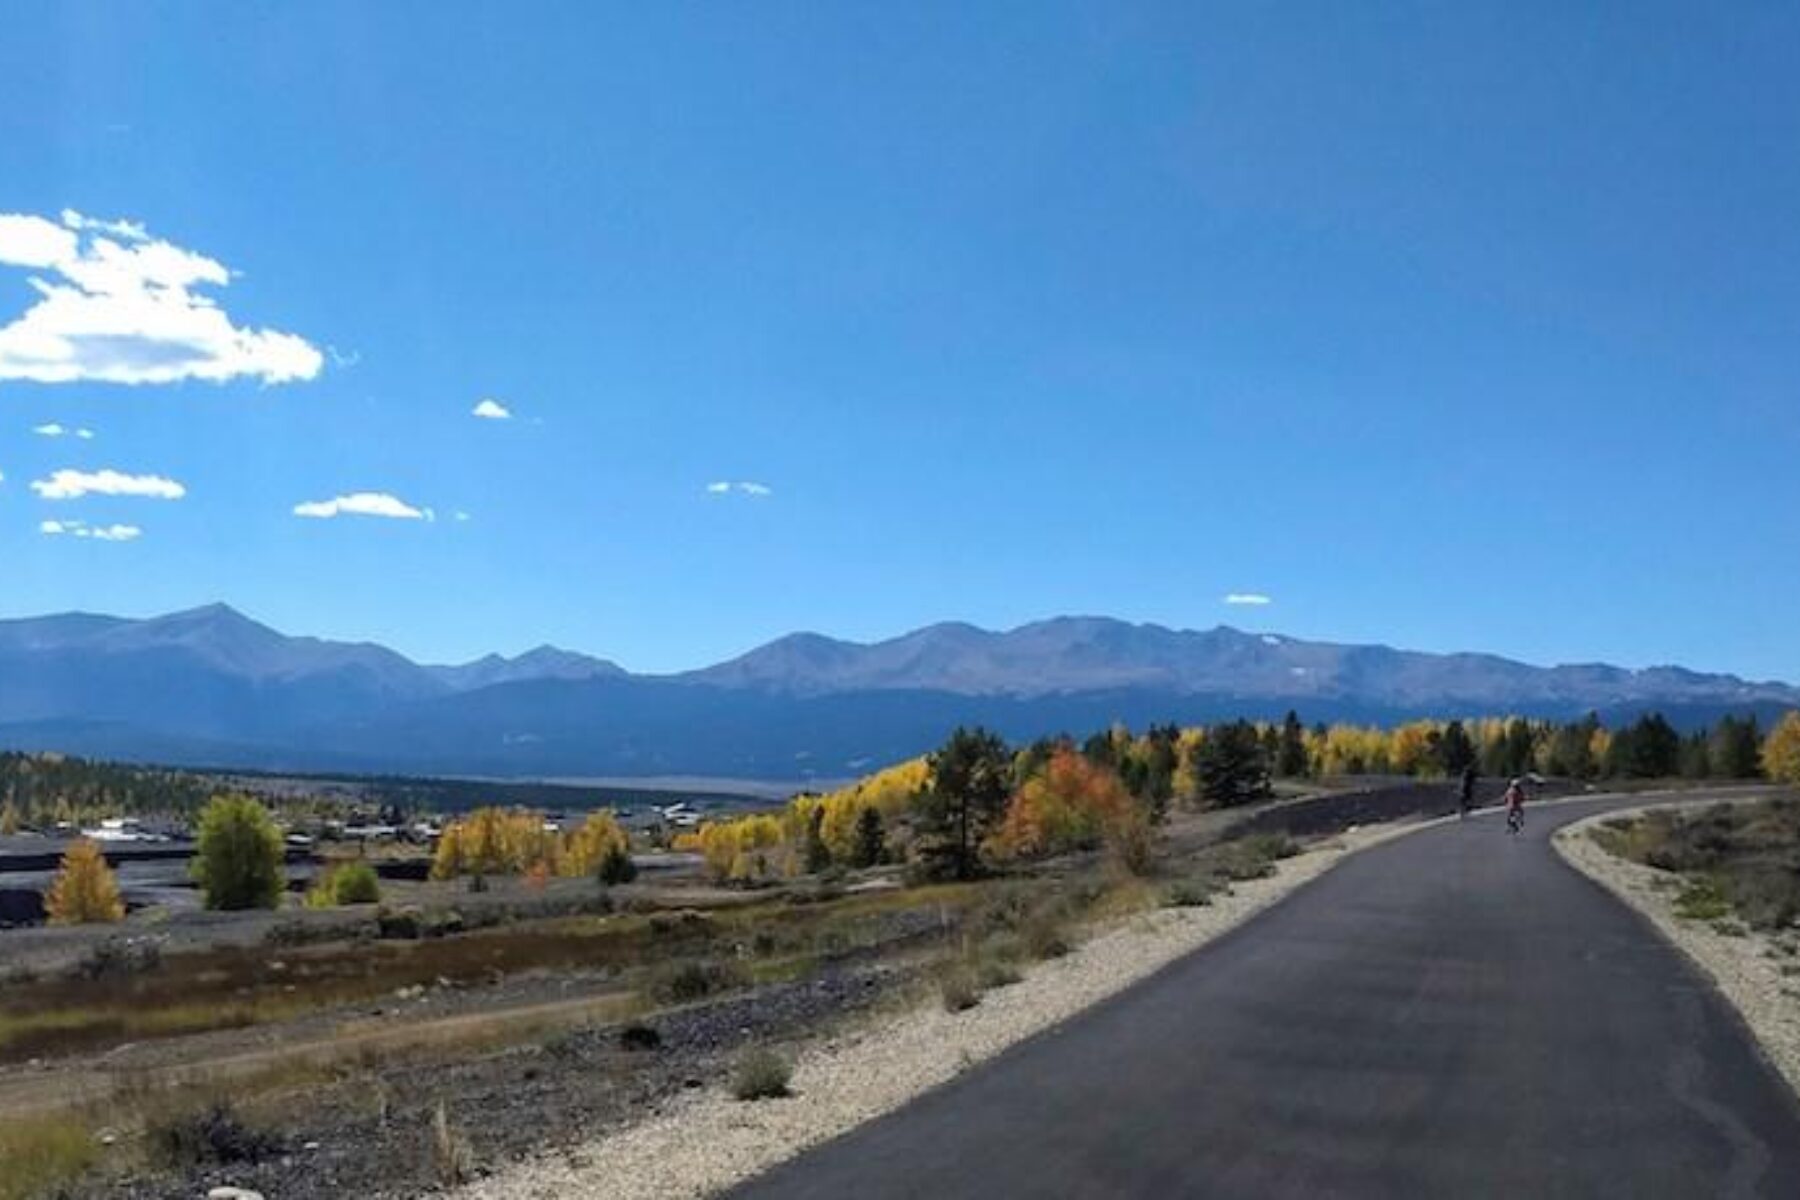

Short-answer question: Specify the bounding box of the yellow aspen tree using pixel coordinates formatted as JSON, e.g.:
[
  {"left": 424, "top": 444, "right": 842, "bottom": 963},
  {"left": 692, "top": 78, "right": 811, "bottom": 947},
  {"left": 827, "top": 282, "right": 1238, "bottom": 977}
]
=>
[{"left": 44, "top": 838, "right": 125, "bottom": 924}]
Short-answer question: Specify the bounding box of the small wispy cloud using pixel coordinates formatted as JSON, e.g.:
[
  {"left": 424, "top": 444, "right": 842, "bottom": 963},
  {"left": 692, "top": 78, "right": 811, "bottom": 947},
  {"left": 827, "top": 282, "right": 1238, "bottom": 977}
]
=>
[
  {"left": 59, "top": 210, "right": 147, "bottom": 240},
  {"left": 32, "top": 422, "right": 95, "bottom": 439},
  {"left": 1223, "top": 592, "right": 1272, "bottom": 607},
  {"left": 453, "top": 510, "right": 471, "bottom": 522},
  {"left": 40, "top": 518, "right": 141, "bottom": 541},
  {"left": 0, "top": 210, "right": 322, "bottom": 386},
  {"left": 327, "top": 345, "right": 361, "bottom": 369},
  {"left": 705, "top": 480, "right": 773, "bottom": 497},
  {"left": 31, "top": 468, "right": 185, "bottom": 501},
  {"left": 471, "top": 398, "right": 512, "bottom": 420},
  {"left": 293, "top": 491, "right": 431, "bottom": 521}
]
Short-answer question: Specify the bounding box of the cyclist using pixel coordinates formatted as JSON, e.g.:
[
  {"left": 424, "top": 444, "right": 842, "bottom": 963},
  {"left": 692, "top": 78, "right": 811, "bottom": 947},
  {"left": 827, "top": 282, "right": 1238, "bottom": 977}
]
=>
[{"left": 1503, "top": 777, "right": 1527, "bottom": 834}]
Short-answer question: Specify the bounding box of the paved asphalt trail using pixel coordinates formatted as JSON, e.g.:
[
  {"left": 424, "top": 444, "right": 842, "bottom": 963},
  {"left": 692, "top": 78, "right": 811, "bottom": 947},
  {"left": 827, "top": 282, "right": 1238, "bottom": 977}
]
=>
[{"left": 732, "top": 797, "right": 1800, "bottom": 1199}]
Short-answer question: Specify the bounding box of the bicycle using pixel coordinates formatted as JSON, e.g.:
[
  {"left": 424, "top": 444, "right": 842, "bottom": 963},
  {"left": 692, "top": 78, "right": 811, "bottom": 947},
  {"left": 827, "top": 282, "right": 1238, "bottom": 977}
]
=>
[{"left": 1506, "top": 805, "right": 1523, "bottom": 835}]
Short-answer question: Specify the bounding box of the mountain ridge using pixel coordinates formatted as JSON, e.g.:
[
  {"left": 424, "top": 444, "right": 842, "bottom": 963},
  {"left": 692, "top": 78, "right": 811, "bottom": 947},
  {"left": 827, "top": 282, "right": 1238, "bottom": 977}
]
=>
[{"left": 0, "top": 604, "right": 1794, "bottom": 780}]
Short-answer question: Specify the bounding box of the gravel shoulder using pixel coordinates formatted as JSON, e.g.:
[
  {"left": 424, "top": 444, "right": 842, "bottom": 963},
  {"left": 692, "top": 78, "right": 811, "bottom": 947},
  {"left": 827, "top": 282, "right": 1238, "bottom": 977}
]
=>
[
  {"left": 459, "top": 821, "right": 1424, "bottom": 1200},
  {"left": 1555, "top": 802, "right": 1800, "bottom": 1102}
]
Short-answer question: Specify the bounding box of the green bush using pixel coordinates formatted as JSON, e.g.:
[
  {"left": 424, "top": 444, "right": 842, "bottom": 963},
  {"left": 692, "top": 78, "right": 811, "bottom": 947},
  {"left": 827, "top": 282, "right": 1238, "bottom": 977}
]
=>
[
  {"left": 731, "top": 1046, "right": 793, "bottom": 1100},
  {"left": 190, "top": 795, "right": 285, "bottom": 911},
  {"left": 306, "top": 861, "right": 381, "bottom": 908}
]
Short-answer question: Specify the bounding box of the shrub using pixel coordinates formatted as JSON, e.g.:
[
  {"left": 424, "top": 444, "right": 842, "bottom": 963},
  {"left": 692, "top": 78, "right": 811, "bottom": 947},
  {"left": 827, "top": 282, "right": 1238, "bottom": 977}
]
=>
[
  {"left": 1020, "top": 908, "right": 1074, "bottom": 960},
  {"left": 44, "top": 838, "right": 125, "bottom": 924},
  {"left": 306, "top": 861, "right": 381, "bottom": 908},
  {"left": 597, "top": 842, "right": 638, "bottom": 886},
  {"left": 71, "top": 936, "right": 161, "bottom": 980},
  {"left": 332, "top": 861, "right": 381, "bottom": 904},
  {"left": 148, "top": 1102, "right": 278, "bottom": 1169},
  {"left": 975, "top": 956, "right": 1023, "bottom": 989},
  {"left": 647, "top": 959, "right": 747, "bottom": 1005},
  {"left": 1674, "top": 877, "right": 1732, "bottom": 922},
  {"left": 618, "top": 1022, "right": 662, "bottom": 1051},
  {"left": 1163, "top": 879, "right": 1214, "bottom": 908},
  {"left": 938, "top": 966, "right": 982, "bottom": 1012},
  {"left": 191, "top": 795, "right": 285, "bottom": 911},
  {"left": 377, "top": 906, "right": 424, "bottom": 940},
  {"left": 731, "top": 1046, "right": 793, "bottom": 1100}
]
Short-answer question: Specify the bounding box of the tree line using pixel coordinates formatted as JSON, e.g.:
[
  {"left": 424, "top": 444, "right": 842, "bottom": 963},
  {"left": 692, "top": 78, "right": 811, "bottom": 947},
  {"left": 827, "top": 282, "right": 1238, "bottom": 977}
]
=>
[{"left": 679, "top": 709, "right": 1800, "bottom": 885}]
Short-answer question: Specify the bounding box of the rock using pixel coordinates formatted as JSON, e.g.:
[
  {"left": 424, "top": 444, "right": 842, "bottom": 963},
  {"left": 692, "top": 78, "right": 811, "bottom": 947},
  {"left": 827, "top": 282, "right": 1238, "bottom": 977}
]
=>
[{"left": 208, "top": 1188, "right": 265, "bottom": 1200}]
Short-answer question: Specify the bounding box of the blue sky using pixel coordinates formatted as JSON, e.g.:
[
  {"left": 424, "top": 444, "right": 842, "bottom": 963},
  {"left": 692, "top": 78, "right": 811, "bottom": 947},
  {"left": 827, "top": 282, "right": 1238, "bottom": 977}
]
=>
[{"left": 2, "top": 3, "right": 1798, "bottom": 680}]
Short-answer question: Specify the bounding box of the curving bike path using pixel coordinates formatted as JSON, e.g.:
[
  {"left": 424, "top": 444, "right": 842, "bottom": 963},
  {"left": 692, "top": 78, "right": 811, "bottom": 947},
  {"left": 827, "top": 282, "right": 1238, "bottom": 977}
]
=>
[{"left": 731, "top": 795, "right": 1800, "bottom": 1199}]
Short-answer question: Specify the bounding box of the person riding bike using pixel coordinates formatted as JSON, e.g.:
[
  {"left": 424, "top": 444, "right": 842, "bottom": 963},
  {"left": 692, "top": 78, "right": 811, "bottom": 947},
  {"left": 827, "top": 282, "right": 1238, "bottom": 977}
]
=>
[
  {"left": 1458, "top": 764, "right": 1478, "bottom": 819},
  {"left": 1503, "top": 777, "right": 1527, "bottom": 834}
]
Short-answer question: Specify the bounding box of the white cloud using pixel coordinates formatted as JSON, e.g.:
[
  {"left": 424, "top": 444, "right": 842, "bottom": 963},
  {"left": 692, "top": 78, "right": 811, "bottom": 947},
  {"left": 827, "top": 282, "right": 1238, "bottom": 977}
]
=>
[
  {"left": 31, "top": 468, "right": 186, "bottom": 501},
  {"left": 293, "top": 491, "right": 430, "bottom": 520},
  {"left": 0, "top": 210, "right": 322, "bottom": 385},
  {"left": 705, "top": 480, "right": 773, "bottom": 497},
  {"left": 472, "top": 398, "right": 512, "bottom": 420},
  {"left": 1223, "top": 592, "right": 1272, "bottom": 606},
  {"left": 40, "top": 518, "right": 141, "bottom": 541},
  {"left": 31, "top": 422, "right": 95, "bottom": 439},
  {"left": 453, "top": 510, "right": 471, "bottom": 522}
]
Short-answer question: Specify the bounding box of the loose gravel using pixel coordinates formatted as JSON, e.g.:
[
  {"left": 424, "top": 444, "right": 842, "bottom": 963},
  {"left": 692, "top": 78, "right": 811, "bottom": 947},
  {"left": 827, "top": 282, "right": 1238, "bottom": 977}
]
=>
[
  {"left": 459, "top": 823, "right": 1417, "bottom": 1200},
  {"left": 1555, "top": 804, "right": 1800, "bottom": 1102}
]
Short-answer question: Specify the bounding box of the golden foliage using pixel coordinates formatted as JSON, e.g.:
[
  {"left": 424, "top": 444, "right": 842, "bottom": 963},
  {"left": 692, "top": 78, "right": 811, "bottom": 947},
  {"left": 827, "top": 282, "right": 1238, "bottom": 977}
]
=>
[
  {"left": 683, "top": 756, "right": 929, "bottom": 883},
  {"left": 430, "top": 807, "right": 559, "bottom": 880},
  {"left": 430, "top": 808, "right": 640, "bottom": 881},
  {"left": 562, "top": 811, "right": 631, "bottom": 878},
  {"left": 989, "top": 749, "right": 1150, "bottom": 872},
  {"left": 1763, "top": 711, "right": 1800, "bottom": 784},
  {"left": 44, "top": 837, "right": 125, "bottom": 924}
]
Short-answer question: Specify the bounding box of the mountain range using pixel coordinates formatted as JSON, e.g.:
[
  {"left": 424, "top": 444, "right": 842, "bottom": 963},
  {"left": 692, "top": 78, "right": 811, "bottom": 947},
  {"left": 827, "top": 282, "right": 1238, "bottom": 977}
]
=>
[{"left": 1, "top": 604, "right": 1794, "bottom": 783}]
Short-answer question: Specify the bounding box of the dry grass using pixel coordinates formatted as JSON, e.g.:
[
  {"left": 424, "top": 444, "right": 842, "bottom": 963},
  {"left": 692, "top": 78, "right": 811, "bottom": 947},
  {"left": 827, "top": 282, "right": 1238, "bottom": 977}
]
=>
[
  {"left": 730, "top": 1047, "right": 793, "bottom": 1100},
  {"left": 1592, "top": 799, "right": 1800, "bottom": 931},
  {"left": 0, "top": 1112, "right": 99, "bottom": 1200}
]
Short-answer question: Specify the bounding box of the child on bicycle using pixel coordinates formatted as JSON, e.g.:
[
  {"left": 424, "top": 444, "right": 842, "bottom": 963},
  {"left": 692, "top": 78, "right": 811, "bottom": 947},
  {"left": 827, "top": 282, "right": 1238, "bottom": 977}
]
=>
[{"left": 1503, "top": 777, "right": 1527, "bottom": 832}]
